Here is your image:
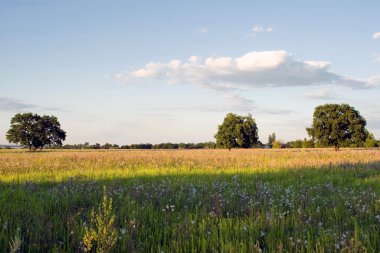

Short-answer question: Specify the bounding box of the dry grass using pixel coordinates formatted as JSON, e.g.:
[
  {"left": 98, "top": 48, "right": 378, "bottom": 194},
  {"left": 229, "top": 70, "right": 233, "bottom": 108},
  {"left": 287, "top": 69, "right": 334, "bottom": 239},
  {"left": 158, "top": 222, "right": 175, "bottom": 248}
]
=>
[{"left": 1, "top": 148, "right": 379, "bottom": 181}]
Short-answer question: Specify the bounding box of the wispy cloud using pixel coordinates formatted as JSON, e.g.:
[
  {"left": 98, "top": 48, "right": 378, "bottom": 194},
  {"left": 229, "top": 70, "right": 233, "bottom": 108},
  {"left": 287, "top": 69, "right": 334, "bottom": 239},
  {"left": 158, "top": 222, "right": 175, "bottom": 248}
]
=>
[
  {"left": 0, "top": 97, "right": 37, "bottom": 112},
  {"left": 0, "top": 97, "right": 69, "bottom": 113},
  {"left": 257, "top": 108, "right": 295, "bottom": 115},
  {"left": 138, "top": 95, "right": 295, "bottom": 115},
  {"left": 249, "top": 25, "right": 273, "bottom": 37},
  {"left": 40, "top": 106, "right": 70, "bottom": 113},
  {"left": 116, "top": 50, "right": 379, "bottom": 90},
  {"left": 373, "top": 32, "right": 380, "bottom": 40},
  {"left": 139, "top": 112, "right": 175, "bottom": 119},
  {"left": 197, "top": 27, "right": 208, "bottom": 34},
  {"left": 197, "top": 95, "right": 295, "bottom": 115},
  {"left": 139, "top": 95, "right": 255, "bottom": 113},
  {"left": 199, "top": 95, "right": 255, "bottom": 112},
  {"left": 372, "top": 53, "right": 380, "bottom": 62},
  {"left": 303, "top": 89, "right": 337, "bottom": 100}
]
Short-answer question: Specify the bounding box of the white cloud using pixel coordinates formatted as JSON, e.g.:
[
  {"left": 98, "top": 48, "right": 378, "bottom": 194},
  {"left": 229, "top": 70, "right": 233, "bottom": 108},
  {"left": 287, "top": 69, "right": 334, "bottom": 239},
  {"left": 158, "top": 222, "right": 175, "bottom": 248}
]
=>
[
  {"left": 189, "top": 56, "right": 199, "bottom": 63},
  {"left": 250, "top": 25, "right": 273, "bottom": 37},
  {"left": 373, "top": 32, "right": 380, "bottom": 39},
  {"left": 304, "top": 61, "right": 331, "bottom": 69},
  {"left": 117, "top": 50, "right": 378, "bottom": 90},
  {"left": 252, "top": 25, "right": 265, "bottom": 33},
  {"left": 303, "top": 89, "right": 337, "bottom": 100}
]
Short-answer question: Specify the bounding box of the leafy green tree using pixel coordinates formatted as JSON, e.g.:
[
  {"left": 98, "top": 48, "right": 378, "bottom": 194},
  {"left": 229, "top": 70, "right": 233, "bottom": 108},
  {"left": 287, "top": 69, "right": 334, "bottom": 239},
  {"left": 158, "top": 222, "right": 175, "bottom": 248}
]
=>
[
  {"left": 307, "top": 104, "right": 367, "bottom": 150},
  {"left": 215, "top": 113, "right": 259, "bottom": 149},
  {"left": 102, "top": 143, "right": 113, "bottom": 149},
  {"left": 204, "top": 141, "right": 217, "bottom": 149},
  {"left": 302, "top": 138, "right": 315, "bottom": 148},
  {"left": 6, "top": 113, "right": 66, "bottom": 150},
  {"left": 272, "top": 140, "right": 282, "bottom": 149},
  {"left": 38, "top": 115, "right": 66, "bottom": 147},
  {"left": 267, "top": 133, "right": 276, "bottom": 147},
  {"left": 286, "top": 139, "right": 303, "bottom": 148},
  {"left": 364, "top": 133, "right": 378, "bottom": 148}
]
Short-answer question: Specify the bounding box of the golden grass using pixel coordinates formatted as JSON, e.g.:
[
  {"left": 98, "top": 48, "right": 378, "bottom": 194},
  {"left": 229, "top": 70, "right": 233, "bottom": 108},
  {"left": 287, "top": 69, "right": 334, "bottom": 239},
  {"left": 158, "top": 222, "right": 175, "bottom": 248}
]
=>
[{"left": 1, "top": 148, "right": 379, "bottom": 182}]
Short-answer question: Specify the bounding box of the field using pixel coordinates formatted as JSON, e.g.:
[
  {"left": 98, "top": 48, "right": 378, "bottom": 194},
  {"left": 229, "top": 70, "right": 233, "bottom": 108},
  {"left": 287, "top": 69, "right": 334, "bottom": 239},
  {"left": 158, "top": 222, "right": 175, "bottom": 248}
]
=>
[{"left": 0, "top": 149, "right": 380, "bottom": 252}]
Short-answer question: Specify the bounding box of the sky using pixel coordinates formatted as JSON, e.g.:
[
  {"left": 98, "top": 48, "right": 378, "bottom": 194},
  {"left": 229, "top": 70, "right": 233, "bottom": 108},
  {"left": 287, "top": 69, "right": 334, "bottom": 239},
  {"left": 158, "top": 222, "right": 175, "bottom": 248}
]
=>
[{"left": 1, "top": 0, "right": 380, "bottom": 145}]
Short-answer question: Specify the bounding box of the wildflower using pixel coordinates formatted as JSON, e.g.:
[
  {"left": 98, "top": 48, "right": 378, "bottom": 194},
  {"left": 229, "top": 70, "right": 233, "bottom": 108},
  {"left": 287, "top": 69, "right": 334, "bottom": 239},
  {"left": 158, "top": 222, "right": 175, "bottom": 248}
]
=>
[
  {"left": 209, "top": 211, "right": 216, "bottom": 218},
  {"left": 120, "top": 228, "right": 127, "bottom": 234}
]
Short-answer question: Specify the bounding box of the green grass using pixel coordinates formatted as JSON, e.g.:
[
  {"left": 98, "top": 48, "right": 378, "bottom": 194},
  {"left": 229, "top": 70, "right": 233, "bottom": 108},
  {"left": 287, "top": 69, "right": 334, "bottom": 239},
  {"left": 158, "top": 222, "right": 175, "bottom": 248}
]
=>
[{"left": 0, "top": 149, "right": 380, "bottom": 252}]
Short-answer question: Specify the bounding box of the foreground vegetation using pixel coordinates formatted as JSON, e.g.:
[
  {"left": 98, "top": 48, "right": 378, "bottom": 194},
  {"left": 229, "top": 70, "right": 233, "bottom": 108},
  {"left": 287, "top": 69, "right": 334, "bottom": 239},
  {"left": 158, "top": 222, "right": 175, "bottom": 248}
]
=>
[{"left": 0, "top": 149, "right": 380, "bottom": 252}]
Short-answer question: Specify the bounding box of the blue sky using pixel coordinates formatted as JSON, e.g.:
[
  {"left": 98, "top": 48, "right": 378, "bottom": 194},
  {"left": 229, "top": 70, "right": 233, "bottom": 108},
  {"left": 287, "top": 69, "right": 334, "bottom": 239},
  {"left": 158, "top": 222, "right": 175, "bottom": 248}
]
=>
[{"left": 1, "top": 0, "right": 379, "bottom": 144}]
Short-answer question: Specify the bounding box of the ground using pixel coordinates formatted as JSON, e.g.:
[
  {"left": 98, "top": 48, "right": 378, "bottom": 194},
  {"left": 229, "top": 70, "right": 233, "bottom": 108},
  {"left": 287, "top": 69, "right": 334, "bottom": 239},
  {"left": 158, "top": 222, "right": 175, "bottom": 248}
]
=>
[{"left": 0, "top": 149, "right": 379, "bottom": 252}]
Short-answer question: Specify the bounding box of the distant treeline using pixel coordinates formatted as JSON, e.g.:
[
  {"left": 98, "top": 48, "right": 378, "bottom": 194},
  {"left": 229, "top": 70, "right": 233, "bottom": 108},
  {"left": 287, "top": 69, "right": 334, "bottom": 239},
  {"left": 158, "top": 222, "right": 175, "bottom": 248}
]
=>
[
  {"left": 285, "top": 137, "right": 379, "bottom": 149},
  {"left": 5, "top": 137, "right": 379, "bottom": 150},
  {"left": 13, "top": 137, "right": 380, "bottom": 150},
  {"left": 53, "top": 142, "right": 218, "bottom": 150}
]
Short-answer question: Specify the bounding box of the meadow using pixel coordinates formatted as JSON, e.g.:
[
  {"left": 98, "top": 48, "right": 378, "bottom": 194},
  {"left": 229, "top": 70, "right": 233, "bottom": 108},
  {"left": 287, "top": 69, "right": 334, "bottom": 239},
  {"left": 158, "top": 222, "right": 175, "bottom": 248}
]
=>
[{"left": 0, "top": 148, "right": 380, "bottom": 252}]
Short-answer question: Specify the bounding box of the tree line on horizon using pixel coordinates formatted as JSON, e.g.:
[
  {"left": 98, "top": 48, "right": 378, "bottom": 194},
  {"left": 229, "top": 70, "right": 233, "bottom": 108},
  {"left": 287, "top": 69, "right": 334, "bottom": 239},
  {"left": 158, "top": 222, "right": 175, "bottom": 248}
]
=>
[
  {"left": 3, "top": 103, "right": 380, "bottom": 150},
  {"left": 48, "top": 142, "right": 218, "bottom": 150}
]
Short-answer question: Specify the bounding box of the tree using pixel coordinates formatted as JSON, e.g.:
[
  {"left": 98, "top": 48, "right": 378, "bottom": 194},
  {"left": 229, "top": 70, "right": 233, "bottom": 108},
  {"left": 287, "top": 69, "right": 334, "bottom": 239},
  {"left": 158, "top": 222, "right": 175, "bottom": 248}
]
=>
[
  {"left": 306, "top": 104, "right": 368, "bottom": 150},
  {"left": 267, "top": 133, "right": 276, "bottom": 147},
  {"left": 364, "top": 133, "right": 378, "bottom": 148},
  {"left": 6, "top": 113, "right": 66, "bottom": 150},
  {"left": 215, "top": 113, "right": 259, "bottom": 149},
  {"left": 302, "top": 138, "right": 315, "bottom": 148},
  {"left": 286, "top": 139, "right": 303, "bottom": 148},
  {"left": 272, "top": 140, "right": 282, "bottom": 149}
]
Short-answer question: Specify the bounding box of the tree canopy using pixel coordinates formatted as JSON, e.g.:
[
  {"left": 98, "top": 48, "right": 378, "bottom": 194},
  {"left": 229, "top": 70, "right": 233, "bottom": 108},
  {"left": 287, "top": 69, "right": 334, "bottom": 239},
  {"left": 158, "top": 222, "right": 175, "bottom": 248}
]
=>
[
  {"left": 6, "top": 113, "right": 66, "bottom": 150},
  {"left": 215, "top": 113, "right": 259, "bottom": 149},
  {"left": 306, "top": 104, "right": 368, "bottom": 150},
  {"left": 267, "top": 133, "right": 276, "bottom": 147}
]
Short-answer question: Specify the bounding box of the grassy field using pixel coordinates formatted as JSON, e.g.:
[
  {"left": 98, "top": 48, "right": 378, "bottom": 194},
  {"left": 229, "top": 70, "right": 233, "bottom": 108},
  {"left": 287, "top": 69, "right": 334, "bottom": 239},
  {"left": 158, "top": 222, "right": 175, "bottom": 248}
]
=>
[{"left": 0, "top": 149, "right": 380, "bottom": 252}]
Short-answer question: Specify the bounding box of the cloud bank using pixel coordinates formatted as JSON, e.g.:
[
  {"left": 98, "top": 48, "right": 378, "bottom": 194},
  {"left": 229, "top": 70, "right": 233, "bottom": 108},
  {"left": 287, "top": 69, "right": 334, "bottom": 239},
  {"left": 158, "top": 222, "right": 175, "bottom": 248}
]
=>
[
  {"left": 117, "top": 50, "right": 379, "bottom": 90},
  {"left": 373, "top": 32, "right": 380, "bottom": 39}
]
